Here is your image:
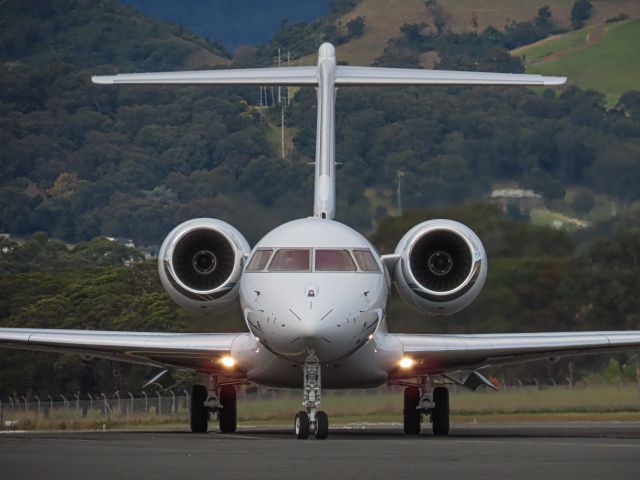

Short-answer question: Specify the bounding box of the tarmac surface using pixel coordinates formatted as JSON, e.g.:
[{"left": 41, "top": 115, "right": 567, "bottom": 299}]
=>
[{"left": 1, "top": 422, "right": 639, "bottom": 480}]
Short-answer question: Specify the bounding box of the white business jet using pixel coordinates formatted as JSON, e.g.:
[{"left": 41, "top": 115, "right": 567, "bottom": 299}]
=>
[{"left": 2, "top": 43, "right": 639, "bottom": 439}]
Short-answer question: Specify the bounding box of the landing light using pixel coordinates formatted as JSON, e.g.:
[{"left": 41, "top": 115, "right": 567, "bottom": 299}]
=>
[
  {"left": 399, "top": 357, "right": 414, "bottom": 369},
  {"left": 220, "top": 356, "right": 236, "bottom": 368}
]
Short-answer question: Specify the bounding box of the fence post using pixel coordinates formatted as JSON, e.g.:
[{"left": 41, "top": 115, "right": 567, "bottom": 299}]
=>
[
  {"left": 87, "top": 393, "right": 93, "bottom": 411},
  {"left": 128, "top": 392, "right": 134, "bottom": 417},
  {"left": 74, "top": 392, "right": 80, "bottom": 412},
  {"left": 22, "top": 396, "right": 27, "bottom": 411},
  {"left": 60, "top": 394, "right": 67, "bottom": 407},
  {"left": 34, "top": 395, "right": 41, "bottom": 415},
  {"left": 156, "top": 391, "right": 162, "bottom": 416},
  {"left": 101, "top": 393, "right": 108, "bottom": 417},
  {"left": 141, "top": 391, "right": 148, "bottom": 414},
  {"left": 169, "top": 389, "right": 176, "bottom": 416},
  {"left": 114, "top": 391, "right": 121, "bottom": 418}
]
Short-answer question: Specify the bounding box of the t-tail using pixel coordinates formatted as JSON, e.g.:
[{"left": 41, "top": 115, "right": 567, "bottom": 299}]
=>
[{"left": 92, "top": 43, "right": 566, "bottom": 220}]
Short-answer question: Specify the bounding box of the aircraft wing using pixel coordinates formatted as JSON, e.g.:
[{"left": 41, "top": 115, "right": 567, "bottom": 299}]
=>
[
  {"left": 0, "top": 328, "right": 248, "bottom": 376},
  {"left": 390, "top": 331, "right": 640, "bottom": 377}
]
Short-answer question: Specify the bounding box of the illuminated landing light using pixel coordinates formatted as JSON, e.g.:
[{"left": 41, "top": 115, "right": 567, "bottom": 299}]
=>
[
  {"left": 220, "top": 356, "right": 236, "bottom": 368},
  {"left": 399, "top": 357, "right": 414, "bottom": 369}
]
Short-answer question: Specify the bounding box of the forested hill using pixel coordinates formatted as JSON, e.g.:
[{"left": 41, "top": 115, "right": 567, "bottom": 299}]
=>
[{"left": 2, "top": 0, "right": 640, "bottom": 248}]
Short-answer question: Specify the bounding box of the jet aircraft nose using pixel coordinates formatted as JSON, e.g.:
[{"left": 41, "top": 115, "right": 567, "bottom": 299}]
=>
[{"left": 243, "top": 276, "right": 382, "bottom": 363}]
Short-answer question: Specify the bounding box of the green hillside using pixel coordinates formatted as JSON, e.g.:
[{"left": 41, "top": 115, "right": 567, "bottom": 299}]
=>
[
  {"left": 521, "top": 18, "right": 640, "bottom": 104},
  {"left": 1, "top": 0, "right": 640, "bottom": 247}
]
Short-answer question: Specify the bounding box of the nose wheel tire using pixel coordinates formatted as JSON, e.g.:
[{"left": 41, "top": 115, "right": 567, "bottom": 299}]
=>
[
  {"left": 218, "top": 385, "right": 237, "bottom": 433},
  {"left": 190, "top": 384, "right": 209, "bottom": 433},
  {"left": 314, "top": 411, "right": 329, "bottom": 439},
  {"left": 432, "top": 386, "right": 450, "bottom": 436},
  {"left": 295, "top": 411, "right": 310, "bottom": 439},
  {"left": 403, "top": 386, "right": 421, "bottom": 435}
]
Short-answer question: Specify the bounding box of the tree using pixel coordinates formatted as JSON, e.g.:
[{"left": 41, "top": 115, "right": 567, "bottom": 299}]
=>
[
  {"left": 346, "top": 16, "right": 365, "bottom": 39},
  {"left": 571, "top": 0, "right": 593, "bottom": 29}
]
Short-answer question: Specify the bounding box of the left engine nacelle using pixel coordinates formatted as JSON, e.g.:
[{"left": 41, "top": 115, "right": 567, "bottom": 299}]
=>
[
  {"left": 392, "top": 219, "right": 487, "bottom": 315},
  {"left": 158, "top": 218, "right": 250, "bottom": 315}
]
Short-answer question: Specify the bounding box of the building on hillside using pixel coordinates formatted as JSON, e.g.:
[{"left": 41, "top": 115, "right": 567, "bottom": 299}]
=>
[
  {"left": 105, "top": 236, "right": 136, "bottom": 248},
  {"left": 490, "top": 188, "right": 543, "bottom": 215}
]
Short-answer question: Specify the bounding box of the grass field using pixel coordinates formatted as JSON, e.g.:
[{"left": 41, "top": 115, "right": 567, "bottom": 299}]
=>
[
  {"left": 3, "top": 385, "right": 639, "bottom": 430},
  {"left": 530, "top": 207, "right": 589, "bottom": 231},
  {"left": 525, "top": 17, "right": 640, "bottom": 104},
  {"left": 512, "top": 25, "right": 597, "bottom": 64}
]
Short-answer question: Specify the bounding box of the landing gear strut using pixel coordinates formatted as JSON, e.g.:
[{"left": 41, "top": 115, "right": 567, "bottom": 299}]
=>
[
  {"left": 295, "top": 351, "right": 329, "bottom": 439},
  {"left": 402, "top": 377, "right": 450, "bottom": 436},
  {"left": 190, "top": 376, "right": 237, "bottom": 433}
]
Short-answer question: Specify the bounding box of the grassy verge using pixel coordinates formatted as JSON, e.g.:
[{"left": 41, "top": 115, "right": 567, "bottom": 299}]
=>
[{"left": 2, "top": 385, "right": 638, "bottom": 431}]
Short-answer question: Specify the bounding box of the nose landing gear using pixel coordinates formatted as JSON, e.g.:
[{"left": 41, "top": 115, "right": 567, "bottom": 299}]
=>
[
  {"left": 402, "top": 377, "right": 450, "bottom": 436},
  {"left": 294, "top": 351, "right": 329, "bottom": 439}
]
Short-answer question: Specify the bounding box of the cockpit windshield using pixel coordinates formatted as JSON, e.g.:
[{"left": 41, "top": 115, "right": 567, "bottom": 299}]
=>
[
  {"left": 315, "top": 249, "right": 357, "bottom": 272},
  {"left": 246, "top": 249, "right": 273, "bottom": 271},
  {"left": 352, "top": 249, "right": 380, "bottom": 272},
  {"left": 246, "top": 247, "right": 381, "bottom": 273},
  {"left": 268, "top": 249, "right": 311, "bottom": 272}
]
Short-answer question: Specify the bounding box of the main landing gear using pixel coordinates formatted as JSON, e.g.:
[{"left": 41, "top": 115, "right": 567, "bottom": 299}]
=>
[
  {"left": 294, "top": 351, "right": 329, "bottom": 440},
  {"left": 403, "top": 377, "right": 449, "bottom": 436},
  {"left": 190, "top": 376, "right": 237, "bottom": 433}
]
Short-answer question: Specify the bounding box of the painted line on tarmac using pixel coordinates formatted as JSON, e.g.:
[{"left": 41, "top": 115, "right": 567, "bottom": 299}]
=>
[
  {"left": 442, "top": 438, "right": 640, "bottom": 449},
  {"left": 213, "top": 432, "right": 278, "bottom": 440}
]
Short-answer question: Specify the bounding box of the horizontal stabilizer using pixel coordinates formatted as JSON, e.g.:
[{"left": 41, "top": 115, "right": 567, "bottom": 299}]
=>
[
  {"left": 93, "top": 65, "right": 565, "bottom": 87},
  {"left": 92, "top": 66, "right": 318, "bottom": 85},
  {"left": 335, "top": 66, "right": 566, "bottom": 86}
]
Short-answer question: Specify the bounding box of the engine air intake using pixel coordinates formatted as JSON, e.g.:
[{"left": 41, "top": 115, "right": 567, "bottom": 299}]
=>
[
  {"left": 410, "top": 230, "right": 472, "bottom": 292},
  {"left": 172, "top": 229, "right": 235, "bottom": 292}
]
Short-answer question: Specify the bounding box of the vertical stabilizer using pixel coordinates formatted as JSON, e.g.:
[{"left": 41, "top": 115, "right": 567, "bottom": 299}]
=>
[{"left": 313, "top": 43, "right": 337, "bottom": 219}]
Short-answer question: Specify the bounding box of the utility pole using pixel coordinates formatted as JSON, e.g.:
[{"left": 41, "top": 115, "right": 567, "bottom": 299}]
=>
[
  {"left": 281, "top": 105, "right": 285, "bottom": 159},
  {"left": 277, "top": 48, "right": 282, "bottom": 105},
  {"left": 287, "top": 50, "right": 291, "bottom": 106},
  {"left": 396, "top": 170, "right": 404, "bottom": 215}
]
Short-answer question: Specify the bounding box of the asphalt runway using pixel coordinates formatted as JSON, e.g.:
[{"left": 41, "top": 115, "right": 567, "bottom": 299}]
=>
[{"left": 1, "top": 423, "right": 639, "bottom": 480}]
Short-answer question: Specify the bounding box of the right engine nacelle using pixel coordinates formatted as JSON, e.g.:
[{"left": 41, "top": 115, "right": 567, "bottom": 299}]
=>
[
  {"left": 158, "top": 218, "right": 250, "bottom": 315},
  {"left": 393, "top": 219, "right": 487, "bottom": 315}
]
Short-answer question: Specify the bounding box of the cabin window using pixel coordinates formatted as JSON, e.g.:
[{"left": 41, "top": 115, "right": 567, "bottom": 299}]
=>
[
  {"left": 315, "top": 249, "right": 357, "bottom": 272},
  {"left": 268, "top": 249, "right": 311, "bottom": 272},
  {"left": 352, "top": 249, "right": 381, "bottom": 272},
  {"left": 246, "top": 249, "right": 273, "bottom": 271}
]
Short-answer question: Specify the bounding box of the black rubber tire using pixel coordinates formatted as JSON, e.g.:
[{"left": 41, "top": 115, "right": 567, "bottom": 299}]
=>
[
  {"left": 190, "top": 384, "right": 208, "bottom": 433},
  {"left": 294, "top": 411, "right": 310, "bottom": 439},
  {"left": 218, "top": 385, "right": 237, "bottom": 433},
  {"left": 315, "top": 411, "right": 329, "bottom": 440},
  {"left": 403, "top": 386, "right": 421, "bottom": 435},
  {"left": 432, "top": 386, "right": 450, "bottom": 436}
]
